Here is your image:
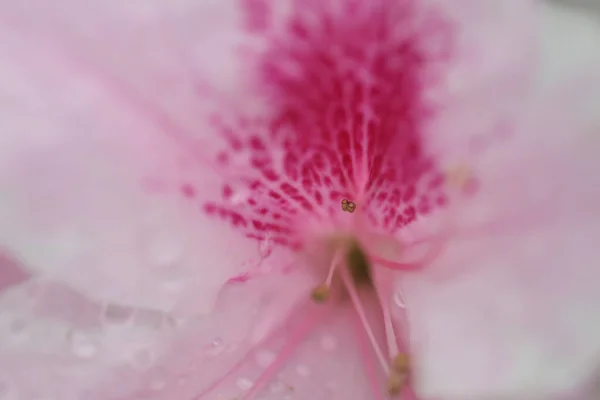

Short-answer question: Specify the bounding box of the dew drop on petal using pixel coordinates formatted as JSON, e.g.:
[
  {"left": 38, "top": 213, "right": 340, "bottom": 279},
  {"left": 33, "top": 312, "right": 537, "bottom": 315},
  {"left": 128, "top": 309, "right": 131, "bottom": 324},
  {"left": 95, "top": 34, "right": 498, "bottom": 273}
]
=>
[
  {"left": 6, "top": 317, "right": 29, "bottom": 342},
  {"left": 269, "top": 380, "right": 287, "bottom": 394},
  {"left": 205, "top": 337, "right": 225, "bottom": 356},
  {"left": 295, "top": 364, "right": 311, "bottom": 377},
  {"left": 162, "top": 276, "right": 184, "bottom": 294},
  {"left": 229, "top": 186, "right": 251, "bottom": 206},
  {"left": 149, "top": 379, "right": 166, "bottom": 391},
  {"left": 394, "top": 291, "right": 406, "bottom": 308},
  {"left": 68, "top": 330, "right": 99, "bottom": 358},
  {"left": 142, "top": 230, "right": 184, "bottom": 268},
  {"left": 320, "top": 334, "right": 337, "bottom": 351},
  {"left": 236, "top": 377, "right": 254, "bottom": 390},
  {"left": 134, "top": 309, "right": 165, "bottom": 329},
  {"left": 128, "top": 346, "right": 156, "bottom": 370},
  {"left": 101, "top": 303, "right": 134, "bottom": 326},
  {"left": 255, "top": 349, "right": 276, "bottom": 367}
]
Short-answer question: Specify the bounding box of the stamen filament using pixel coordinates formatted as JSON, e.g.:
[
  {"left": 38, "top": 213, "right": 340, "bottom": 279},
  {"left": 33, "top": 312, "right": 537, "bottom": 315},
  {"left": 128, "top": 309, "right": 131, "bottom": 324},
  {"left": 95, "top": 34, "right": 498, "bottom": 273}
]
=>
[
  {"left": 192, "top": 300, "right": 306, "bottom": 399},
  {"left": 340, "top": 266, "right": 390, "bottom": 375},
  {"left": 311, "top": 250, "right": 343, "bottom": 303},
  {"left": 352, "top": 311, "right": 385, "bottom": 400},
  {"left": 241, "top": 306, "right": 329, "bottom": 400},
  {"left": 382, "top": 304, "right": 399, "bottom": 359},
  {"left": 326, "top": 250, "right": 343, "bottom": 286}
]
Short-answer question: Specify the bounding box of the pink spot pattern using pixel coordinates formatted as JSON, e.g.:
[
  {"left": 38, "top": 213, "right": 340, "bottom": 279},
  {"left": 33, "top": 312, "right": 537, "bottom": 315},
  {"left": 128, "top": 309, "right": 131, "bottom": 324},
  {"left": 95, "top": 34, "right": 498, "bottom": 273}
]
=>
[{"left": 187, "top": 0, "right": 455, "bottom": 248}]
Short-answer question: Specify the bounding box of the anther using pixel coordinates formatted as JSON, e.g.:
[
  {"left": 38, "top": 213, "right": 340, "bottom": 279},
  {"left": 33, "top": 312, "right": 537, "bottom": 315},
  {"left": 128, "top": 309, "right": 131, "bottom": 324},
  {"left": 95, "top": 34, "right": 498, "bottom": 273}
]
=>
[
  {"left": 310, "top": 284, "right": 331, "bottom": 303},
  {"left": 392, "top": 353, "right": 410, "bottom": 373},
  {"left": 341, "top": 199, "right": 356, "bottom": 213},
  {"left": 386, "top": 371, "right": 407, "bottom": 397}
]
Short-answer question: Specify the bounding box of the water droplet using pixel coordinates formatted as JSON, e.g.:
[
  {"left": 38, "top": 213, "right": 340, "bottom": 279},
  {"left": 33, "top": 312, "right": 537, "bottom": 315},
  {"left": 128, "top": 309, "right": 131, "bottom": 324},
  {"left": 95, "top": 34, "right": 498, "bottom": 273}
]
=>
[
  {"left": 295, "top": 364, "right": 310, "bottom": 377},
  {"left": 134, "top": 309, "right": 164, "bottom": 329},
  {"left": 258, "top": 236, "right": 273, "bottom": 258},
  {"left": 205, "top": 337, "right": 225, "bottom": 356},
  {"left": 142, "top": 230, "right": 184, "bottom": 268},
  {"left": 230, "top": 188, "right": 251, "bottom": 205},
  {"left": 269, "top": 381, "right": 286, "bottom": 394},
  {"left": 164, "top": 314, "right": 187, "bottom": 329},
  {"left": 128, "top": 346, "right": 156, "bottom": 370},
  {"left": 101, "top": 303, "right": 134, "bottom": 326},
  {"left": 320, "top": 334, "right": 337, "bottom": 351},
  {"left": 394, "top": 291, "right": 406, "bottom": 308},
  {"left": 68, "top": 331, "right": 99, "bottom": 358},
  {"left": 7, "top": 318, "right": 29, "bottom": 342},
  {"left": 149, "top": 379, "right": 166, "bottom": 391},
  {"left": 162, "top": 276, "right": 184, "bottom": 293},
  {"left": 236, "top": 377, "right": 253, "bottom": 390},
  {"left": 255, "top": 350, "right": 276, "bottom": 367}
]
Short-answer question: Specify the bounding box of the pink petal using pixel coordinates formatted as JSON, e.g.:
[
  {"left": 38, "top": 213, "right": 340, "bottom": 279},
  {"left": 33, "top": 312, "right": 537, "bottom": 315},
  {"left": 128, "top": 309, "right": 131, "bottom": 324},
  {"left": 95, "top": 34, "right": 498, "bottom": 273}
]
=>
[
  {"left": 124, "top": 273, "right": 387, "bottom": 400},
  {"left": 0, "top": 0, "right": 271, "bottom": 315},
  {"left": 0, "top": 251, "right": 30, "bottom": 294},
  {"left": 403, "top": 4, "right": 600, "bottom": 399}
]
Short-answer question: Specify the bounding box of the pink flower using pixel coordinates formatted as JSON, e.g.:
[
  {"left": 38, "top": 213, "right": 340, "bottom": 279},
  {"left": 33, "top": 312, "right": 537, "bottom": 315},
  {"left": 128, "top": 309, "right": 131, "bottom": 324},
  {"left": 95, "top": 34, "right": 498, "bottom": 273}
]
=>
[{"left": 1, "top": 1, "right": 600, "bottom": 400}]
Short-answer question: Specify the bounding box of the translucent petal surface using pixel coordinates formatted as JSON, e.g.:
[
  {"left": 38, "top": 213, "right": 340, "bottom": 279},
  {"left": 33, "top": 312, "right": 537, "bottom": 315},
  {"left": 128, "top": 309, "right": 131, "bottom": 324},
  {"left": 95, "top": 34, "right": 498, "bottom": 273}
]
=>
[
  {"left": 0, "top": 0, "right": 578, "bottom": 400},
  {"left": 402, "top": 4, "right": 600, "bottom": 399},
  {"left": 0, "top": 0, "right": 273, "bottom": 315}
]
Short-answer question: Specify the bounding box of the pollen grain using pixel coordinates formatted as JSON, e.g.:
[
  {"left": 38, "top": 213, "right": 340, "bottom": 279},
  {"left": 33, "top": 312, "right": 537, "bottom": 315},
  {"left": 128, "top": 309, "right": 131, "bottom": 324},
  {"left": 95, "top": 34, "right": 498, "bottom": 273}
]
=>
[{"left": 341, "top": 198, "right": 357, "bottom": 213}]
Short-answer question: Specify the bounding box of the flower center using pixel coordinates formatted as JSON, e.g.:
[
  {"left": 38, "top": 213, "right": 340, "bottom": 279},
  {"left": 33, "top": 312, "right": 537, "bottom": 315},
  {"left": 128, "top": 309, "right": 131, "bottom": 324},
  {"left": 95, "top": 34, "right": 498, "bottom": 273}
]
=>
[
  {"left": 302, "top": 202, "right": 415, "bottom": 397},
  {"left": 182, "top": 2, "right": 463, "bottom": 399}
]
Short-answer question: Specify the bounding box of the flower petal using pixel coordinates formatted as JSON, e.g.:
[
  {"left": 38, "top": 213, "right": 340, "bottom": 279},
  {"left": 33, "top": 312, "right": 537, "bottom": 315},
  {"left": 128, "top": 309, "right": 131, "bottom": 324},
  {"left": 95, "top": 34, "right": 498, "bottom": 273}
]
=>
[
  {"left": 0, "top": 1, "right": 273, "bottom": 315},
  {"left": 129, "top": 280, "right": 386, "bottom": 400},
  {"left": 403, "top": 4, "right": 600, "bottom": 399}
]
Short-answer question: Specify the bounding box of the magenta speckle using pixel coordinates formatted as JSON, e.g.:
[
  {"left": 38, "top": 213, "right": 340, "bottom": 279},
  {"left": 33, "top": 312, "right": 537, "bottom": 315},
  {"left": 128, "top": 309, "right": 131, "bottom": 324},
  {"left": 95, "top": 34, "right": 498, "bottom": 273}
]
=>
[
  {"left": 193, "top": 1, "right": 456, "bottom": 246},
  {"left": 180, "top": 183, "right": 197, "bottom": 198}
]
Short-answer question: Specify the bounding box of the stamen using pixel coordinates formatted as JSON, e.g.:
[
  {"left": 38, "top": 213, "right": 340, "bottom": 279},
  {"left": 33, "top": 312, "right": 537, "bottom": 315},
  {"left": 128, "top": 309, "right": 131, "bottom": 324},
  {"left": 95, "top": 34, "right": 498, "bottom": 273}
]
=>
[
  {"left": 340, "top": 265, "right": 390, "bottom": 374},
  {"left": 382, "top": 302, "right": 400, "bottom": 359},
  {"left": 387, "top": 354, "right": 411, "bottom": 397},
  {"left": 341, "top": 198, "right": 357, "bottom": 213},
  {"left": 241, "top": 305, "right": 329, "bottom": 400},
  {"left": 191, "top": 301, "right": 295, "bottom": 399},
  {"left": 352, "top": 311, "right": 386, "bottom": 400},
  {"left": 386, "top": 371, "right": 408, "bottom": 397},
  {"left": 392, "top": 353, "right": 410, "bottom": 374},
  {"left": 310, "top": 284, "right": 331, "bottom": 303},
  {"left": 310, "top": 250, "right": 342, "bottom": 303}
]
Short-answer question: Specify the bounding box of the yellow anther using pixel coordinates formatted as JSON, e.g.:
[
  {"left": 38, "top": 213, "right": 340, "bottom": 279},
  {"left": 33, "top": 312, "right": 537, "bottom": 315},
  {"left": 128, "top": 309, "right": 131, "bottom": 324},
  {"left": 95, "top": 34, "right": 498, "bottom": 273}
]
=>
[
  {"left": 392, "top": 353, "right": 410, "bottom": 373},
  {"left": 386, "top": 371, "right": 407, "bottom": 397},
  {"left": 310, "top": 284, "right": 331, "bottom": 303}
]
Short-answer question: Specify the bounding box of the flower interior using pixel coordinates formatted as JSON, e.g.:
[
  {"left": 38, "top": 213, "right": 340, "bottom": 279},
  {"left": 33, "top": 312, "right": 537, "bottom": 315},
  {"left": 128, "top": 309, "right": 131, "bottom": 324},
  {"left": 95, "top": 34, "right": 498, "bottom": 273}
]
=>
[{"left": 180, "top": 1, "right": 474, "bottom": 399}]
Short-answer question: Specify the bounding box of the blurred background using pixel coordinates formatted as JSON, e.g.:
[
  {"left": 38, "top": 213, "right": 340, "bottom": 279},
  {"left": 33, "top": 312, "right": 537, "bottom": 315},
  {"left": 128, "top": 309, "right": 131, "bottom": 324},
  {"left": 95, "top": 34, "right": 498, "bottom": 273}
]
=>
[{"left": 553, "top": 0, "right": 600, "bottom": 13}]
